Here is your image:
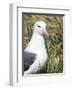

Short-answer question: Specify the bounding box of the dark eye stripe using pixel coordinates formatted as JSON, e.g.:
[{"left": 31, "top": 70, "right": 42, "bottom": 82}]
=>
[{"left": 37, "top": 25, "right": 41, "bottom": 28}]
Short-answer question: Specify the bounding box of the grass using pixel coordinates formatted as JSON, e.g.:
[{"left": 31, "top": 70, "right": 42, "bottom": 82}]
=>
[{"left": 23, "top": 14, "right": 63, "bottom": 73}]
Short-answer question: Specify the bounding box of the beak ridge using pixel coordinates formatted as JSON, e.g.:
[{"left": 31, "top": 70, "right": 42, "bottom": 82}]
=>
[{"left": 44, "top": 30, "right": 49, "bottom": 37}]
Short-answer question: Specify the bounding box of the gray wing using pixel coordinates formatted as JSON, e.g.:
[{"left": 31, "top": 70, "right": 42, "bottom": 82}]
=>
[{"left": 24, "top": 51, "right": 36, "bottom": 71}]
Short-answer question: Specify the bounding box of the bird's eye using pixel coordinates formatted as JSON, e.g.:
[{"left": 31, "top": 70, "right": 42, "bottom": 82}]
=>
[{"left": 37, "top": 25, "right": 41, "bottom": 28}]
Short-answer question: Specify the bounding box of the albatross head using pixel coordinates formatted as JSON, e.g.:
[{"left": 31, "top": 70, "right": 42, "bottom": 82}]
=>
[{"left": 33, "top": 21, "right": 48, "bottom": 37}]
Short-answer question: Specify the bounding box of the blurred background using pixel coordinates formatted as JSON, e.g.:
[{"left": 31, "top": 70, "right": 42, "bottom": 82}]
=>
[{"left": 23, "top": 13, "right": 63, "bottom": 73}]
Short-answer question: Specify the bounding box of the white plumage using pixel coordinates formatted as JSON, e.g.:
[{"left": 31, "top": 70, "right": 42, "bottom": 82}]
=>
[{"left": 24, "top": 21, "right": 48, "bottom": 74}]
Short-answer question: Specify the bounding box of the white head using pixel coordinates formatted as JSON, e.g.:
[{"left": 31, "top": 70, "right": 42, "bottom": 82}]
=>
[{"left": 33, "top": 21, "right": 48, "bottom": 37}]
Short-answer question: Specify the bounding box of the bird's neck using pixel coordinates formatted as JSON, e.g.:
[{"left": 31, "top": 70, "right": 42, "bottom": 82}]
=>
[
  {"left": 31, "top": 31, "right": 45, "bottom": 45},
  {"left": 32, "top": 30, "right": 44, "bottom": 41},
  {"left": 25, "top": 31, "right": 46, "bottom": 53}
]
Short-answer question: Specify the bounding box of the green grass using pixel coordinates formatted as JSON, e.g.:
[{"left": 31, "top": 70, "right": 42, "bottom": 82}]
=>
[{"left": 23, "top": 14, "right": 63, "bottom": 73}]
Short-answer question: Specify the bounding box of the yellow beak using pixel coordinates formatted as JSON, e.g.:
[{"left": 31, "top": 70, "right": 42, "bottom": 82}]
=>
[{"left": 44, "top": 30, "right": 49, "bottom": 37}]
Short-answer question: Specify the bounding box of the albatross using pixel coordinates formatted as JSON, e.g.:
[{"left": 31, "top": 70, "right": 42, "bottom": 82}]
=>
[{"left": 24, "top": 21, "right": 48, "bottom": 74}]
